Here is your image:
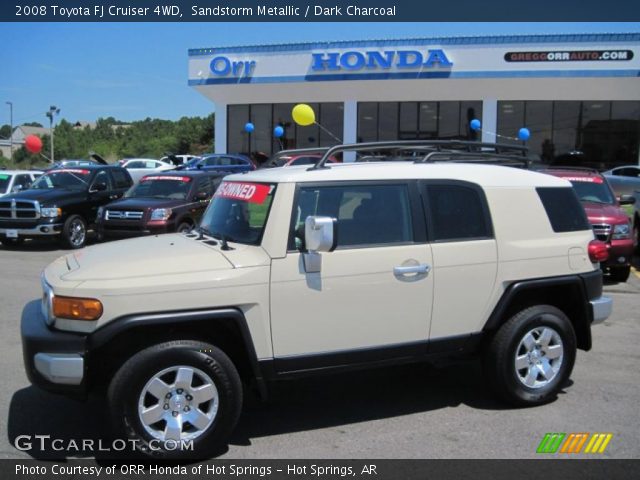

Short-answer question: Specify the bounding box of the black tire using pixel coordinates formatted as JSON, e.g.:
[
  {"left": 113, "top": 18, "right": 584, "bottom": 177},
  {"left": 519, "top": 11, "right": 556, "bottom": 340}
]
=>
[
  {"left": 108, "top": 340, "right": 242, "bottom": 459},
  {"left": 483, "top": 305, "right": 576, "bottom": 406},
  {"left": 62, "top": 214, "right": 87, "bottom": 249},
  {"left": 610, "top": 266, "right": 631, "bottom": 283},
  {"left": 177, "top": 221, "right": 193, "bottom": 234}
]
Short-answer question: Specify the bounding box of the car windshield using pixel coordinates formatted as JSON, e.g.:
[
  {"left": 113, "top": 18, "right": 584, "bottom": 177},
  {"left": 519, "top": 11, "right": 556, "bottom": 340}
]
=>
[
  {"left": 568, "top": 178, "right": 616, "bottom": 205},
  {"left": 126, "top": 175, "right": 192, "bottom": 200},
  {"left": 184, "top": 157, "right": 202, "bottom": 168},
  {"left": 0, "top": 174, "right": 10, "bottom": 193},
  {"left": 199, "top": 181, "right": 276, "bottom": 245},
  {"left": 31, "top": 169, "right": 91, "bottom": 190}
]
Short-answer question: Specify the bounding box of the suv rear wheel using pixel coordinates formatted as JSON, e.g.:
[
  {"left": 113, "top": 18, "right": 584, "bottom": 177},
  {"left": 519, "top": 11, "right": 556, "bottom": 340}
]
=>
[
  {"left": 610, "top": 266, "right": 630, "bottom": 283},
  {"left": 108, "top": 340, "right": 242, "bottom": 459},
  {"left": 484, "top": 305, "right": 576, "bottom": 406}
]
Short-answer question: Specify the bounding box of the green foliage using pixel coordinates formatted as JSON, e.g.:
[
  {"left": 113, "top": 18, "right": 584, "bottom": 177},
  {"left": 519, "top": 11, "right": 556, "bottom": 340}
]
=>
[
  {"left": 0, "top": 124, "right": 11, "bottom": 139},
  {"left": 48, "top": 114, "right": 214, "bottom": 161},
  {"left": 23, "top": 122, "right": 44, "bottom": 127}
]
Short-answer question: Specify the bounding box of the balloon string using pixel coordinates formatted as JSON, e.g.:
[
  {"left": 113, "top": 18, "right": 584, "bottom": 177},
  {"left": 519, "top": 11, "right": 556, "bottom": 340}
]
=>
[
  {"left": 315, "top": 122, "right": 342, "bottom": 143},
  {"left": 475, "top": 128, "right": 525, "bottom": 143}
]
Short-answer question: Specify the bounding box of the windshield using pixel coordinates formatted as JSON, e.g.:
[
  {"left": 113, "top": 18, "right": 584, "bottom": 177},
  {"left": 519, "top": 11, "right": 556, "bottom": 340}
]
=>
[
  {"left": 184, "top": 157, "right": 202, "bottom": 168},
  {"left": 199, "top": 181, "right": 276, "bottom": 245},
  {"left": 31, "top": 169, "right": 91, "bottom": 190},
  {"left": 0, "top": 174, "right": 10, "bottom": 193},
  {"left": 568, "top": 178, "right": 616, "bottom": 205},
  {"left": 126, "top": 175, "right": 192, "bottom": 199}
]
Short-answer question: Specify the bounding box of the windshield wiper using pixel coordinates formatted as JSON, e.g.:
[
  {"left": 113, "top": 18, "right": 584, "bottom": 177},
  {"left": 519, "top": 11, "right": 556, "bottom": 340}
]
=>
[
  {"left": 209, "top": 232, "right": 235, "bottom": 250},
  {"left": 195, "top": 226, "right": 217, "bottom": 243}
]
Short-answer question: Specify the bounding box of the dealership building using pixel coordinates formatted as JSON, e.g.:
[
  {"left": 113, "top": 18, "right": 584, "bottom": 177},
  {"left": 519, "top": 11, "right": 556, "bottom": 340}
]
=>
[{"left": 188, "top": 33, "right": 640, "bottom": 167}]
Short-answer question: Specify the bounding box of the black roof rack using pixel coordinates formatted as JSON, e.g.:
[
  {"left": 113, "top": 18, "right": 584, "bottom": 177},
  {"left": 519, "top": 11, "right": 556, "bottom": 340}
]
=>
[{"left": 309, "top": 140, "right": 530, "bottom": 170}]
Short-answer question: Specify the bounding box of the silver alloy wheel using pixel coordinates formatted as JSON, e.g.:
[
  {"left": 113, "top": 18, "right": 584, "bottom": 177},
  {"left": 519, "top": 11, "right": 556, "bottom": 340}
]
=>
[
  {"left": 514, "top": 326, "right": 564, "bottom": 389},
  {"left": 138, "top": 365, "right": 219, "bottom": 442},
  {"left": 69, "top": 218, "right": 86, "bottom": 247}
]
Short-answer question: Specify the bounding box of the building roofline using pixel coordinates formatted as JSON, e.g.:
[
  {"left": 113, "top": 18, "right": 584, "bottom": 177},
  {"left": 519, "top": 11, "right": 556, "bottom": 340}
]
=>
[{"left": 189, "top": 32, "right": 640, "bottom": 56}]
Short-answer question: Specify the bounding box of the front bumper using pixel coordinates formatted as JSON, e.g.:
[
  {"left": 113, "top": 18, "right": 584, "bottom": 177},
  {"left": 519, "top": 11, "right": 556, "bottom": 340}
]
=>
[
  {"left": 21, "top": 300, "right": 88, "bottom": 397},
  {"left": 0, "top": 222, "right": 63, "bottom": 238},
  {"left": 590, "top": 296, "right": 613, "bottom": 325}
]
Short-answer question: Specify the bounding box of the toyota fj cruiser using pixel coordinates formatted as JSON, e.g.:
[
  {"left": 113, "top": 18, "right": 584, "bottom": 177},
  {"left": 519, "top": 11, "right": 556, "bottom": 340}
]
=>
[{"left": 21, "top": 141, "right": 612, "bottom": 459}]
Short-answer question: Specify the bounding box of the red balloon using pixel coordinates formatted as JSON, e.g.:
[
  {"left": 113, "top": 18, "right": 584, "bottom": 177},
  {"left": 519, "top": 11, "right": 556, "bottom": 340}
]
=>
[{"left": 25, "top": 135, "right": 43, "bottom": 154}]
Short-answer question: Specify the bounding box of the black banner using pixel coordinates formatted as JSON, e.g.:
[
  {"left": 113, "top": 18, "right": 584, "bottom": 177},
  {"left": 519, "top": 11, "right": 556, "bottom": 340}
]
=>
[
  {"left": 5, "top": 459, "right": 640, "bottom": 480},
  {"left": 2, "top": 0, "right": 640, "bottom": 22}
]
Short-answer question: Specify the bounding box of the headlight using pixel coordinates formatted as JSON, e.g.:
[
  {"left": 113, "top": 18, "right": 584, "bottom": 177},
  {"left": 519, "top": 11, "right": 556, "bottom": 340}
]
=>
[
  {"left": 612, "top": 223, "right": 630, "bottom": 240},
  {"left": 150, "top": 208, "right": 172, "bottom": 221},
  {"left": 52, "top": 295, "right": 103, "bottom": 321},
  {"left": 41, "top": 207, "right": 62, "bottom": 218},
  {"left": 96, "top": 207, "right": 104, "bottom": 221}
]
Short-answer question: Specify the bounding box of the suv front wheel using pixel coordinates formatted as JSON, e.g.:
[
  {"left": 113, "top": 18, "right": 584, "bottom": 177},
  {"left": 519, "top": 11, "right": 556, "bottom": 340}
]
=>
[
  {"left": 484, "top": 305, "right": 576, "bottom": 406},
  {"left": 108, "top": 340, "right": 243, "bottom": 459}
]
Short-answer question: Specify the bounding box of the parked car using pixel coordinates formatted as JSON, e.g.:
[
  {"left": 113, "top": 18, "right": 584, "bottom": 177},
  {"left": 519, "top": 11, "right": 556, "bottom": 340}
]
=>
[
  {"left": 160, "top": 154, "right": 198, "bottom": 166},
  {"left": 602, "top": 165, "right": 640, "bottom": 201},
  {"left": 0, "top": 165, "right": 133, "bottom": 248},
  {"left": 45, "top": 159, "right": 102, "bottom": 171},
  {"left": 541, "top": 167, "right": 635, "bottom": 282},
  {"left": 631, "top": 190, "right": 640, "bottom": 253},
  {"left": 97, "top": 171, "right": 223, "bottom": 238},
  {"left": 22, "top": 140, "right": 610, "bottom": 459},
  {"left": 0, "top": 170, "right": 42, "bottom": 197},
  {"left": 179, "top": 153, "right": 254, "bottom": 174},
  {"left": 120, "top": 158, "right": 175, "bottom": 183},
  {"left": 262, "top": 148, "right": 340, "bottom": 168}
]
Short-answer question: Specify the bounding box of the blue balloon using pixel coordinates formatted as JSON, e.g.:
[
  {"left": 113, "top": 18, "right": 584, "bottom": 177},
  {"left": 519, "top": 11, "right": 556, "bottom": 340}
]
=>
[
  {"left": 244, "top": 122, "right": 255, "bottom": 133},
  {"left": 274, "top": 126, "right": 284, "bottom": 138},
  {"left": 518, "top": 127, "right": 531, "bottom": 141},
  {"left": 470, "top": 119, "right": 481, "bottom": 131}
]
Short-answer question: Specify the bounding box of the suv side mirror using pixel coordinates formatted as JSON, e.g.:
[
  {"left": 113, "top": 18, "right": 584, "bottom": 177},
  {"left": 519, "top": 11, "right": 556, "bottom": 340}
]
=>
[
  {"left": 91, "top": 181, "right": 108, "bottom": 192},
  {"left": 618, "top": 194, "right": 636, "bottom": 206},
  {"left": 11, "top": 184, "right": 23, "bottom": 193},
  {"left": 194, "top": 191, "right": 209, "bottom": 201},
  {"left": 303, "top": 216, "right": 337, "bottom": 273}
]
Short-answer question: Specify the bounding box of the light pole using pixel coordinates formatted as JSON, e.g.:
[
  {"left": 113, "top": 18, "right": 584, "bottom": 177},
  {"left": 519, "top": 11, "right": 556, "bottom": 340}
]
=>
[
  {"left": 5, "top": 101, "right": 12, "bottom": 160},
  {"left": 45, "top": 105, "right": 60, "bottom": 163}
]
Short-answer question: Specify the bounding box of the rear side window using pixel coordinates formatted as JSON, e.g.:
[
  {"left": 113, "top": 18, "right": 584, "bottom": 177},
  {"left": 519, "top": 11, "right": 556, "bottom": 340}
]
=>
[
  {"left": 536, "top": 187, "right": 590, "bottom": 232},
  {"left": 111, "top": 169, "right": 132, "bottom": 188},
  {"left": 426, "top": 184, "right": 492, "bottom": 241}
]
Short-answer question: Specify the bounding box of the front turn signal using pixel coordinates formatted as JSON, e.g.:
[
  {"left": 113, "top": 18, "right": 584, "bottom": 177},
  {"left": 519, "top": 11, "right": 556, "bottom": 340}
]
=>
[{"left": 52, "top": 296, "right": 103, "bottom": 321}]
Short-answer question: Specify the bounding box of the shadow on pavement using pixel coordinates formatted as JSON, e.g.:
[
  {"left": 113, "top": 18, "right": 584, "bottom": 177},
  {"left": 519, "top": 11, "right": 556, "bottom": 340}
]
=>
[{"left": 8, "top": 361, "right": 573, "bottom": 460}]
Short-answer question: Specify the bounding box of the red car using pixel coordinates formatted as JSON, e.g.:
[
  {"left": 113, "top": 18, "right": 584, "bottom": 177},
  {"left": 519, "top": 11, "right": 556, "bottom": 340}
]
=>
[{"left": 542, "top": 167, "right": 635, "bottom": 282}]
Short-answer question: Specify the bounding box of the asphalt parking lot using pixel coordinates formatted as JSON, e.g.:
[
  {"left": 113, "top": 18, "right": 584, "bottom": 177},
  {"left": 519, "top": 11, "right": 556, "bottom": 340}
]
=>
[{"left": 0, "top": 240, "right": 639, "bottom": 460}]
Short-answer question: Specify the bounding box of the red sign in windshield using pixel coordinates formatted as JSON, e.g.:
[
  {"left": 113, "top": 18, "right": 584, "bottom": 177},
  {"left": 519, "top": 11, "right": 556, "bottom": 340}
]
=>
[
  {"left": 141, "top": 176, "right": 191, "bottom": 182},
  {"left": 564, "top": 176, "right": 604, "bottom": 184},
  {"left": 215, "top": 182, "right": 270, "bottom": 204},
  {"left": 49, "top": 169, "right": 90, "bottom": 175}
]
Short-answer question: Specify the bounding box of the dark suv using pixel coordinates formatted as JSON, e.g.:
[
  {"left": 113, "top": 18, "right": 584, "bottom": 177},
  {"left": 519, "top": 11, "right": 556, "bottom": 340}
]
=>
[
  {"left": 0, "top": 165, "right": 133, "bottom": 249},
  {"left": 96, "top": 171, "right": 223, "bottom": 238}
]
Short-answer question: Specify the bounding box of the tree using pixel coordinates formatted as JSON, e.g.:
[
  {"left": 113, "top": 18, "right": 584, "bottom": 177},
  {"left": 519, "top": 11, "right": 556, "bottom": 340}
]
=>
[
  {"left": 0, "top": 124, "right": 11, "bottom": 139},
  {"left": 23, "top": 122, "right": 43, "bottom": 128}
]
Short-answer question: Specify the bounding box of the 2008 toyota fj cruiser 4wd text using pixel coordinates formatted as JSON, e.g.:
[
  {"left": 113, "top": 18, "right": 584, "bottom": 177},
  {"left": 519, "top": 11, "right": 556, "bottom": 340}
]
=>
[{"left": 21, "top": 141, "right": 612, "bottom": 459}]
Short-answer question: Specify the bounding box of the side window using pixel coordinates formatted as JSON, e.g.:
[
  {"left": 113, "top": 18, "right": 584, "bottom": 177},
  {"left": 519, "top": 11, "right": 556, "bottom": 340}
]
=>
[
  {"left": 90, "top": 170, "right": 112, "bottom": 190},
  {"left": 292, "top": 184, "right": 414, "bottom": 249},
  {"left": 537, "top": 187, "right": 591, "bottom": 233},
  {"left": 15, "top": 174, "right": 33, "bottom": 189},
  {"left": 111, "top": 169, "right": 132, "bottom": 189},
  {"left": 195, "top": 177, "right": 213, "bottom": 197},
  {"left": 426, "top": 184, "right": 492, "bottom": 241}
]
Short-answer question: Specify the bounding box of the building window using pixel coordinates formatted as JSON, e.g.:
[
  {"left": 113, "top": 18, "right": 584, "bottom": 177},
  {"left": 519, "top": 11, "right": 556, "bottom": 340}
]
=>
[
  {"left": 498, "top": 101, "right": 640, "bottom": 169},
  {"left": 358, "top": 101, "right": 482, "bottom": 142},
  {"left": 228, "top": 103, "right": 343, "bottom": 160}
]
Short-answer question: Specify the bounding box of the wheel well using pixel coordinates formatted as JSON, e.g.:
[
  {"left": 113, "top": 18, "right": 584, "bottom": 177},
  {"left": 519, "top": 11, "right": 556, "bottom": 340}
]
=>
[
  {"left": 88, "top": 319, "right": 256, "bottom": 390},
  {"left": 485, "top": 283, "right": 591, "bottom": 351}
]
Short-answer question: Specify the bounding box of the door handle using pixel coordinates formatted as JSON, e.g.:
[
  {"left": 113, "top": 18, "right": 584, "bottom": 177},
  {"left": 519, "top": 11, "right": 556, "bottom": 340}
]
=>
[{"left": 393, "top": 264, "right": 431, "bottom": 276}]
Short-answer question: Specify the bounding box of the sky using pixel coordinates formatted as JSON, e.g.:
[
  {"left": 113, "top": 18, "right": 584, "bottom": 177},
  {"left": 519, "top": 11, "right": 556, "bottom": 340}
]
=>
[{"left": 1, "top": 22, "right": 639, "bottom": 128}]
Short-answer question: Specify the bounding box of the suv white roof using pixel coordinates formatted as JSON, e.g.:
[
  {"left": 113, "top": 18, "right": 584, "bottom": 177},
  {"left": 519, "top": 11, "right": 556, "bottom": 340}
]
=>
[
  {"left": 227, "top": 162, "right": 570, "bottom": 188},
  {"left": 0, "top": 169, "right": 42, "bottom": 175}
]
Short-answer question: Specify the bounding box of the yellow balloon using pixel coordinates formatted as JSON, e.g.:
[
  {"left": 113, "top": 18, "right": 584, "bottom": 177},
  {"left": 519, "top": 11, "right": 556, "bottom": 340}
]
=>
[{"left": 292, "top": 104, "right": 316, "bottom": 126}]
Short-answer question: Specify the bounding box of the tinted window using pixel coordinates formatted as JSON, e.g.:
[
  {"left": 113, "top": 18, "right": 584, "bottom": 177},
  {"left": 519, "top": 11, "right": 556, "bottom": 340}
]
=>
[
  {"left": 537, "top": 187, "right": 591, "bottom": 233},
  {"left": 111, "top": 169, "right": 131, "bottom": 189},
  {"left": 126, "top": 161, "right": 146, "bottom": 169},
  {"left": 293, "top": 184, "right": 413, "bottom": 248},
  {"left": 91, "top": 170, "right": 112, "bottom": 190},
  {"left": 427, "top": 185, "right": 492, "bottom": 241},
  {"left": 195, "top": 177, "right": 213, "bottom": 197}
]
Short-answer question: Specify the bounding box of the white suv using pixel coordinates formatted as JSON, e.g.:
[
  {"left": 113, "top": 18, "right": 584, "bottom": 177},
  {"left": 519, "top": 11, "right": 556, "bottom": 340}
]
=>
[{"left": 21, "top": 141, "right": 612, "bottom": 458}]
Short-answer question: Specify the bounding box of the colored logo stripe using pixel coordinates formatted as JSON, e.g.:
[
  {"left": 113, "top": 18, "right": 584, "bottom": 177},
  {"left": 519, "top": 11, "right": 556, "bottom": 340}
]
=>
[
  {"left": 537, "top": 433, "right": 613, "bottom": 454},
  {"left": 537, "top": 433, "right": 566, "bottom": 453},
  {"left": 584, "top": 433, "right": 613, "bottom": 454}
]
